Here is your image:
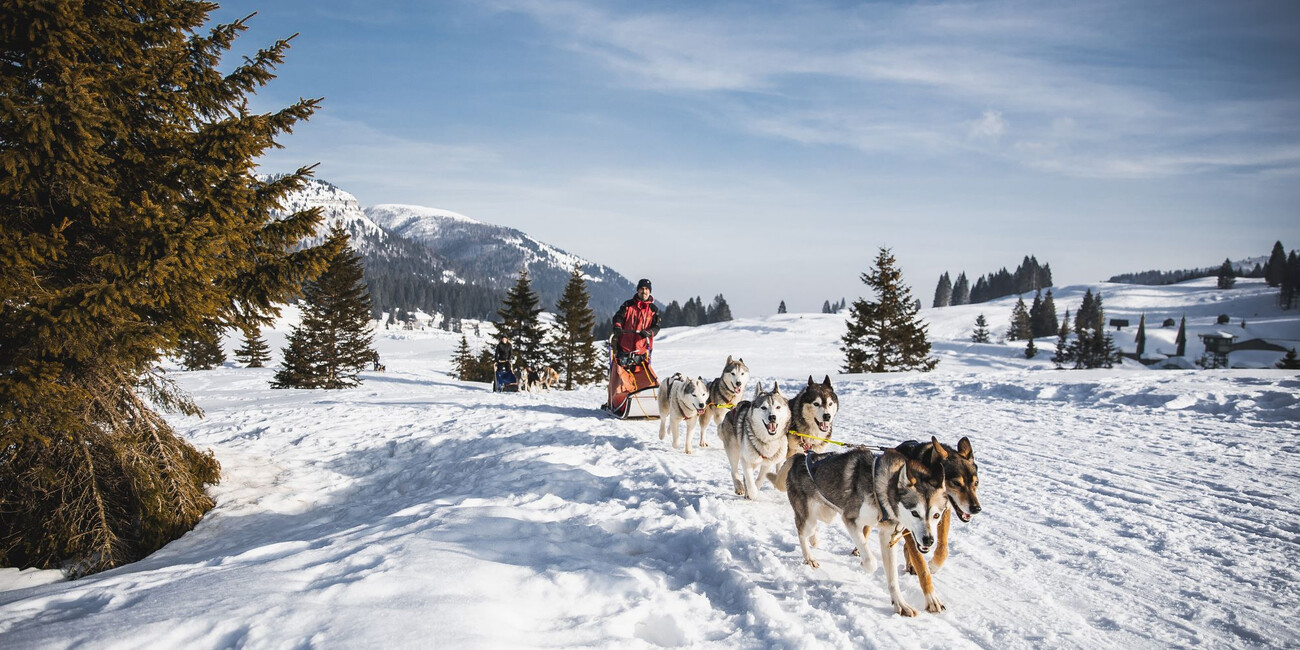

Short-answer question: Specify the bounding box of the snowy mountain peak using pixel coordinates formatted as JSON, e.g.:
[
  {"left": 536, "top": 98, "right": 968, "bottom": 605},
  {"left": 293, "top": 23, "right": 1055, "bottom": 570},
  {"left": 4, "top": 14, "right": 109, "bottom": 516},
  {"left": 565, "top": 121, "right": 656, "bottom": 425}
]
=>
[{"left": 270, "top": 177, "right": 388, "bottom": 250}]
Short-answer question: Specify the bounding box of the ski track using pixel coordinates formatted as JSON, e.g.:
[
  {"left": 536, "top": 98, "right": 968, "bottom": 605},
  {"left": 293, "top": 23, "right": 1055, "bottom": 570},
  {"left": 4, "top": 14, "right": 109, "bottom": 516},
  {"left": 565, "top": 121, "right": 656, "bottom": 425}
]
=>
[{"left": 1, "top": 364, "right": 1297, "bottom": 649}]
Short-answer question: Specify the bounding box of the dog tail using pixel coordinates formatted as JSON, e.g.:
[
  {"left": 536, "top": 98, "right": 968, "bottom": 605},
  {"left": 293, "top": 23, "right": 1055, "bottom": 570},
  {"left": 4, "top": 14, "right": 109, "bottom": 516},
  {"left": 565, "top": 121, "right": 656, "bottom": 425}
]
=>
[{"left": 767, "top": 456, "right": 796, "bottom": 492}]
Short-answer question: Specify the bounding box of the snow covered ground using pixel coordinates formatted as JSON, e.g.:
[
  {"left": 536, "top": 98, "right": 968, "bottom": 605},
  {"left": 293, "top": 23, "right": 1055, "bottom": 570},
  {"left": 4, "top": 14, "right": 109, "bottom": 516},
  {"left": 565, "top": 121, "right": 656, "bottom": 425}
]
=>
[{"left": 2, "top": 279, "right": 1298, "bottom": 648}]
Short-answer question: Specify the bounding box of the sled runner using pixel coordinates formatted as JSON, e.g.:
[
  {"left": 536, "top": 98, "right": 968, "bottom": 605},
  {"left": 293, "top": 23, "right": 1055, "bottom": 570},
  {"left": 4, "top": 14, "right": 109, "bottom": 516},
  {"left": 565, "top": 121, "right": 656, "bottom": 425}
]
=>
[
  {"left": 493, "top": 363, "right": 521, "bottom": 393},
  {"left": 603, "top": 349, "right": 659, "bottom": 419}
]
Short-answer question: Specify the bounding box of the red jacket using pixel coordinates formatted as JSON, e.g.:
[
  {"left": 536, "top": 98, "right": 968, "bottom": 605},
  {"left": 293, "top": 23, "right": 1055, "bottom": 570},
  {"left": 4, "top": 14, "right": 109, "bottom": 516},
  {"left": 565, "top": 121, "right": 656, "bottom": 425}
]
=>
[{"left": 612, "top": 298, "right": 661, "bottom": 355}]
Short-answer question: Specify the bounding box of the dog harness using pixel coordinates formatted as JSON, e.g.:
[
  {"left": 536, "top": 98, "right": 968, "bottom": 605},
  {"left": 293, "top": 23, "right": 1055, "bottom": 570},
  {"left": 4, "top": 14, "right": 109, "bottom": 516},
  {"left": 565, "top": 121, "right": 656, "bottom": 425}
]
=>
[
  {"left": 790, "top": 429, "right": 848, "bottom": 451},
  {"left": 801, "top": 448, "right": 899, "bottom": 530},
  {"left": 708, "top": 375, "right": 742, "bottom": 410}
]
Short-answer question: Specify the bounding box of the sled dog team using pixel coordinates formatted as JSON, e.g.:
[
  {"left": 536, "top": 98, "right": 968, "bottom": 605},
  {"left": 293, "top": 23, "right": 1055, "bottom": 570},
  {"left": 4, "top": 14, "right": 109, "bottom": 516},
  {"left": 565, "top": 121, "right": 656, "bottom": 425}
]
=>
[{"left": 657, "top": 355, "right": 982, "bottom": 617}]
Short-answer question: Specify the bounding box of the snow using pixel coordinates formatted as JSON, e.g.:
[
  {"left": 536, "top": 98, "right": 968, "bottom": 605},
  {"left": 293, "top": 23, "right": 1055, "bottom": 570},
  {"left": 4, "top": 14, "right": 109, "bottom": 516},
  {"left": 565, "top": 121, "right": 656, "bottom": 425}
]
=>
[{"left": 2, "top": 279, "right": 1298, "bottom": 649}]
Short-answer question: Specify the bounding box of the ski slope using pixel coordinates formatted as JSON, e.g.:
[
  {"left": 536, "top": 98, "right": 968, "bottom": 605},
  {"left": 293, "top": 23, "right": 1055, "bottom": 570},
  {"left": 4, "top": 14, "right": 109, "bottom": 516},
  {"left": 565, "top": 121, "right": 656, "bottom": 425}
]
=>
[{"left": 1, "top": 280, "right": 1297, "bottom": 648}]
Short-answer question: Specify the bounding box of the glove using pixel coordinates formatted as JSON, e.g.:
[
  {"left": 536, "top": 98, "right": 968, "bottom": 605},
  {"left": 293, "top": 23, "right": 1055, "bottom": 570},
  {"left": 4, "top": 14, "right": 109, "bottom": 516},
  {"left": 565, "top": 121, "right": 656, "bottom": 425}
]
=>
[{"left": 637, "top": 330, "right": 650, "bottom": 338}]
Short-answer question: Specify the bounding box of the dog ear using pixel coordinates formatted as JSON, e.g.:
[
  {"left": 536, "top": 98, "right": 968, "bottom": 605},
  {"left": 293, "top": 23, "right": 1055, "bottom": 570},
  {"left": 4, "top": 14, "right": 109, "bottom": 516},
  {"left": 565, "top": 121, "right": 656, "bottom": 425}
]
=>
[
  {"left": 898, "top": 462, "right": 916, "bottom": 488},
  {"left": 726, "top": 355, "right": 734, "bottom": 364},
  {"left": 822, "top": 375, "right": 832, "bottom": 388},
  {"left": 931, "top": 436, "right": 948, "bottom": 460},
  {"left": 771, "top": 382, "right": 782, "bottom": 396},
  {"left": 807, "top": 375, "right": 815, "bottom": 386},
  {"left": 957, "top": 436, "right": 974, "bottom": 459}
]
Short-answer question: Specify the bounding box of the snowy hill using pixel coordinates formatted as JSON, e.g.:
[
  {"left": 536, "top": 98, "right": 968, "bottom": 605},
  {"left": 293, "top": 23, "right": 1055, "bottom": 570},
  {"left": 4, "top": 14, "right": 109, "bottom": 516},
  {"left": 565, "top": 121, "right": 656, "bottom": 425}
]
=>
[{"left": 1, "top": 279, "right": 1297, "bottom": 648}]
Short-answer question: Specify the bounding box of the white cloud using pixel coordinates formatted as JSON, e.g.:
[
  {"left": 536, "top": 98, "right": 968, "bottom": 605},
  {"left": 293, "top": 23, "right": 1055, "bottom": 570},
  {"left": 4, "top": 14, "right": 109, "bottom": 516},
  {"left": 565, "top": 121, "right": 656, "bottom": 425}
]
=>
[{"left": 969, "top": 110, "right": 1007, "bottom": 141}]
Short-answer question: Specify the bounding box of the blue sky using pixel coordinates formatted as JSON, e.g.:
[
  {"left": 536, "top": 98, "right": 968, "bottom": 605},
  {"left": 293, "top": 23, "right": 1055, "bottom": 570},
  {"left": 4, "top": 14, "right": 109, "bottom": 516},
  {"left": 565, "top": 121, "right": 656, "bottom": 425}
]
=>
[{"left": 213, "top": 0, "right": 1300, "bottom": 316}]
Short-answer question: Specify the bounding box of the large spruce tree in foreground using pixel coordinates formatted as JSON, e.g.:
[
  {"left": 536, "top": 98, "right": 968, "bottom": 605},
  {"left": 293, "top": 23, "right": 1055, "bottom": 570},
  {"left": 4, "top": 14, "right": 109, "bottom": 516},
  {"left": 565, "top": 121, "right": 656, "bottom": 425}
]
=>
[
  {"left": 273, "top": 226, "right": 375, "bottom": 389},
  {"left": 550, "top": 266, "right": 604, "bottom": 389},
  {"left": 0, "top": 3, "right": 326, "bottom": 576},
  {"left": 842, "top": 248, "right": 938, "bottom": 373}
]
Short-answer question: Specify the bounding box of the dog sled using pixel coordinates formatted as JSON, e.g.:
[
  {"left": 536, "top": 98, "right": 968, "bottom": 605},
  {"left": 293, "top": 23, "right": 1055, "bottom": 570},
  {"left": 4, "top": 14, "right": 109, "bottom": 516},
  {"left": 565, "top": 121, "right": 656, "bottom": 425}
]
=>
[
  {"left": 492, "top": 363, "right": 521, "bottom": 393},
  {"left": 602, "top": 349, "right": 660, "bottom": 419}
]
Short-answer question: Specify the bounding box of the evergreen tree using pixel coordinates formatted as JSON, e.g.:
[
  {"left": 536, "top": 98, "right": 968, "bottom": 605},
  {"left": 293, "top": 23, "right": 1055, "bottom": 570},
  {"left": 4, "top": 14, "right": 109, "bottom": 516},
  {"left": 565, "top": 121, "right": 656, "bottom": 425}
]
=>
[
  {"left": 1028, "top": 290, "right": 1043, "bottom": 336},
  {"left": 683, "top": 297, "right": 702, "bottom": 327},
  {"left": 971, "top": 314, "right": 991, "bottom": 343},
  {"left": 178, "top": 322, "right": 227, "bottom": 370},
  {"left": 933, "top": 272, "right": 953, "bottom": 308},
  {"left": 1283, "top": 251, "right": 1300, "bottom": 310},
  {"left": 0, "top": 3, "right": 325, "bottom": 576},
  {"left": 1025, "top": 336, "right": 1037, "bottom": 359},
  {"left": 822, "top": 300, "right": 833, "bottom": 314},
  {"left": 710, "top": 294, "right": 733, "bottom": 322},
  {"left": 234, "top": 326, "right": 272, "bottom": 368},
  {"left": 1135, "top": 313, "right": 1147, "bottom": 359},
  {"left": 550, "top": 266, "right": 604, "bottom": 389},
  {"left": 452, "top": 336, "right": 475, "bottom": 380},
  {"left": 1075, "top": 290, "right": 1096, "bottom": 335},
  {"left": 1265, "top": 241, "right": 1287, "bottom": 287},
  {"left": 1034, "top": 290, "right": 1059, "bottom": 339},
  {"left": 1216, "top": 258, "right": 1237, "bottom": 290},
  {"left": 273, "top": 226, "right": 376, "bottom": 389},
  {"left": 662, "top": 300, "right": 683, "bottom": 328},
  {"left": 1277, "top": 348, "right": 1300, "bottom": 370},
  {"left": 778, "top": 300, "right": 787, "bottom": 314},
  {"left": 1175, "top": 315, "right": 1188, "bottom": 357},
  {"left": 496, "top": 268, "right": 546, "bottom": 367},
  {"left": 1052, "top": 310, "right": 1073, "bottom": 368},
  {"left": 842, "top": 248, "right": 938, "bottom": 373},
  {"left": 952, "top": 273, "right": 971, "bottom": 305},
  {"left": 1008, "top": 296, "right": 1032, "bottom": 341}
]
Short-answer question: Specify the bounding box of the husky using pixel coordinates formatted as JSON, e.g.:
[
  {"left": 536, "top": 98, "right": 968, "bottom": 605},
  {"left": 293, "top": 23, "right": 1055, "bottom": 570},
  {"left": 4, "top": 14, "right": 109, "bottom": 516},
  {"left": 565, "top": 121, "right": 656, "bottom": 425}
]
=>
[
  {"left": 787, "top": 375, "right": 840, "bottom": 455},
  {"left": 769, "top": 376, "right": 841, "bottom": 491},
  {"left": 537, "top": 366, "right": 560, "bottom": 390},
  {"left": 717, "top": 382, "right": 790, "bottom": 500},
  {"left": 888, "top": 437, "right": 981, "bottom": 614},
  {"left": 658, "top": 373, "right": 710, "bottom": 453},
  {"left": 785, "top": 438, "right": 948, "bottom": 617},
  {"left": 697, "top": 356, "right": 750, "bottom": 445},
  {"left": 896, "top": 436, "right": 980, "bottom": 562}
]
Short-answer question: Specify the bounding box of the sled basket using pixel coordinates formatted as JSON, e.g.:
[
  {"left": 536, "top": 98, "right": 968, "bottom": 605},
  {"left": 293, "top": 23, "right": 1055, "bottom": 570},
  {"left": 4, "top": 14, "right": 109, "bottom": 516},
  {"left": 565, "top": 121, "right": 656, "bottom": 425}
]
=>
[
  {"left": 493, "top": 365, "right": 520, "bottom": 393},
  {"left": 604, "top": 351, "right": 659, "bottom": 419}
]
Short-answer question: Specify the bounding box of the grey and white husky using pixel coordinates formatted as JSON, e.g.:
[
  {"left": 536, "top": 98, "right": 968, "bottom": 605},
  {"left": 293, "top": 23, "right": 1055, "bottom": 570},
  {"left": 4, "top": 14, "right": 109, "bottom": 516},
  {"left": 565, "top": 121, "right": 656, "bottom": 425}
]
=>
[
  {"left": 784, "top": 439, "right": 948, "bottom": 617},
  {"left": 718, "top": 382, "right": 790, "bottom": 499},
  {"left": 697, "top": 356, "right": 750, "bottom": 444},
  {"left": 658, "top": 373, "right": 709, "bottom": 453}
]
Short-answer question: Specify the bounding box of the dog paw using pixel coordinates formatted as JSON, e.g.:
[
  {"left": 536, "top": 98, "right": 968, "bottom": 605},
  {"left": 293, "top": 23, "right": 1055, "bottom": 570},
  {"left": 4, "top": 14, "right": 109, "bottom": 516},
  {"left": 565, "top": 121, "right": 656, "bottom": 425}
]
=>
[
  {"left": 860, "top": 555, "right": 877, "bottom": 573},
  {"left": 925, "top": 595, "right": 946, "bottom": 614},
  {"left": 804, "top": 558, "right": 820, "bottom": 569},
  {"left": 810, "top": 535, "right": 819, "bottom": 548},
  {"left": 699, "top": 441, "right": 709, "bottom": 447},
  {"left": 893, "top": 601, "right": 919, "bottom": 618}
]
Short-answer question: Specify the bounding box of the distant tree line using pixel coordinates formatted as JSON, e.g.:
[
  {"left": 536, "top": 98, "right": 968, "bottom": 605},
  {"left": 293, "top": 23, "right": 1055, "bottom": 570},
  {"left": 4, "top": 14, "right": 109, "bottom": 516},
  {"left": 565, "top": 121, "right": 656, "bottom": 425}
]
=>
[
  {"left": 822, "top": 298, "right": 847, "bottom": 313},
  {"left": 365, "top": 259, "right": 500, "bottom": 322},
  {"left": 933, "top": 256, "right": 1053, "bottom": 307},
  {"left": 1108, "top": 241, "right": 1299, "bottom": 309},
  {"left": 660, "top": 294, "right": 733, "bottom": 328}
]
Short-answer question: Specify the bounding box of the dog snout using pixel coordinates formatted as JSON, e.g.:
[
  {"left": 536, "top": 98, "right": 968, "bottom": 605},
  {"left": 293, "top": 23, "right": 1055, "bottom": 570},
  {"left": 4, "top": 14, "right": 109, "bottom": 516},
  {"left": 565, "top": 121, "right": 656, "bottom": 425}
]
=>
[
  {"left": 920, "top": 535, "right": 934, "bottom": 550},
  {"left": 970, "top": 503, "right": 981, "bottom": 514},
  {"left": 766, "top": 415, "right": 777, "bottom": 423},
  {"left": 821, "top": 413, "right": 831, "bottom": 422}
]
